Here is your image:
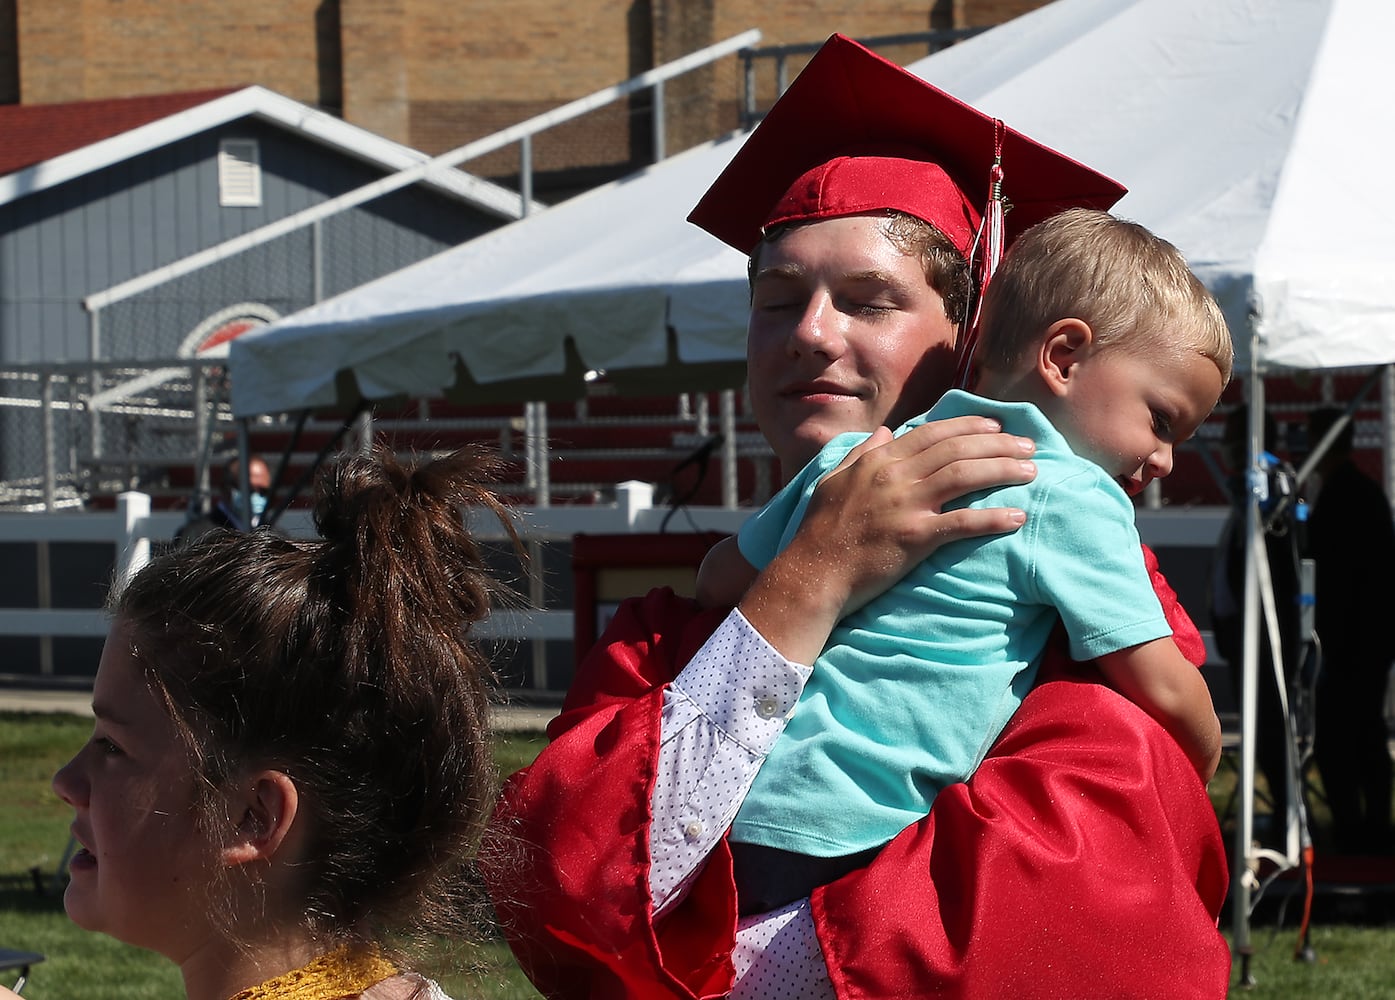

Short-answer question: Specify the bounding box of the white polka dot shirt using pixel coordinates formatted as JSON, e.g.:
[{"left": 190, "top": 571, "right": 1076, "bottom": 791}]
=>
[{"left": 652, "top": 608, "right": 833, "bottom": 999}]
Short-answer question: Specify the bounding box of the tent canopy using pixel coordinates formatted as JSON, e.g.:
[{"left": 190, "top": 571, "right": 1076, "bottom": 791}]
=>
[
  {"left": 230, "top": 0, "right": 1395, "bottom": 418},
  {"left": 229, "top": 133, "right": 753, "bottom": 416}
]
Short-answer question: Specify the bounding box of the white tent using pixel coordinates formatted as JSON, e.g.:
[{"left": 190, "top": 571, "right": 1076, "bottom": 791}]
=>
[
  {"left": 228, "top": 131, "right": 754, "bottom": 416},
  {"left": 229, "top": 0, "right": 1395, "bottom": 417},
  {"left": 922, "top": 0, "right": 1395, "bottom": 376},
  {"left": 230, "top": 0, "right": 1395, "bottom": 975}
]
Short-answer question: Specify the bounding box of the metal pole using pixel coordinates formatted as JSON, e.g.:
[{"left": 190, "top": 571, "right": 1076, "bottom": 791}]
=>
[
  {"left": 37, "top": 372, "right": 55, "bottom": 676},
  {"left": 652, "top": 78, "right": 666, "bottom": 162},
  {"left": 236, "top": 418, "right": 253, "bottom": 530},
  {"left": 743, "top": 52, "right": 757, "bottom": 126},
  {"left": 520, "top": 134, "right": 533, "bottom": 218},
  {"left": 1231, "top": 358, "right": 1264, "bottom": 988},
  {"left": 526, "top": 401, "right": 550, "bottom": 507},
  {"left": 41, "top": 372, "right": 56, "bottom": 511},
  {"left": 193, "top": 365, "right": 210, "bottom": 501},
  {"left": 720, "top": 388, "right": 738, "bottom": 508},
  {"left": 1383, "top": 365, "right": 1395, "bottom": 512},
  {"left": 88, "top": 309, "right": 103, "bottom": 457},
  {"left": 312, "top": 217, "right": 325, "bottom": 303},
  {"left": 524, "top": 400, "right": 549, "bottom": 690},
  {"left": 353, "top": 409, "right": 374, "bottom": 456}
]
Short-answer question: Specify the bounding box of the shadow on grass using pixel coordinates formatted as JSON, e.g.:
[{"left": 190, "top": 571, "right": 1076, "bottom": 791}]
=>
[{"left": 0, "top": 875, "right": 66, "bottom": 916}]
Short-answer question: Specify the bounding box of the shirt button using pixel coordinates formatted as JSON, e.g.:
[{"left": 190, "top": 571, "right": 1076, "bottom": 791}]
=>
[
  {"left": 755, "top": 696, "right": 781, "bottom": 719},
  {"left": 683, "top": 820, "right": 704, "bottom": 839}
]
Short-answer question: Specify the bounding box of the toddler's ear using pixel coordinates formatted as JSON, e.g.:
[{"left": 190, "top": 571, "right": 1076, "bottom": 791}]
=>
[
  {"left": 221, "top": 770, "right": 300, "bottom": 867},
  {"left": 1038, "top": 318, "right": 1095, "bottom": 395}
]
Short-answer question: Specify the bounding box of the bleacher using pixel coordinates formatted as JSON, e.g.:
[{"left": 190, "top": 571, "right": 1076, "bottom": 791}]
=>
[
  {"left": 76, "top": 388, "right": 776, "bottom": 516},
  {"left": 55, "top": 369, "right": 1391, "bottom": 518}
]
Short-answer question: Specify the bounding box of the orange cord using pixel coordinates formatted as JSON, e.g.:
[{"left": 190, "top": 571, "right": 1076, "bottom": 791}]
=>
[{"left": 1294, "top": 844, "right": 1315, "bottom": 957}]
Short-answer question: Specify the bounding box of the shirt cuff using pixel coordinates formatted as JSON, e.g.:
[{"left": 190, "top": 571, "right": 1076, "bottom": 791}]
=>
[{"left": 669, "top": 607, "right": 811, "bottom": 754}]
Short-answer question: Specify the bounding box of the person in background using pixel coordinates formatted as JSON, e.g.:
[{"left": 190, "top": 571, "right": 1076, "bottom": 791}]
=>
[
  {"left": 51, "top": 445, "right": 520, "bottom": 1000},
  {"left": 175, "top": 454, "right": 273, "bottom": 542},
  {"left": 696, "top": 208, "right": 1229, "bottom": 914},
  {"left": 1306, "top": 406, "right": 1395, "bottom": 855},
  {"left": 484, "top": 34, "right": 1229, "bottom": 999}
]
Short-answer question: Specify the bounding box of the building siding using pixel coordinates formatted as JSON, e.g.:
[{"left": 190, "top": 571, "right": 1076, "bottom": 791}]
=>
[{"left": 0, "top": 117, "right": 502, "bottom": 364}]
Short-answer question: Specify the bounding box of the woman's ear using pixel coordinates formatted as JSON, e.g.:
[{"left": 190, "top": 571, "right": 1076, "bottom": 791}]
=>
[
  {"left": 1038, "top": 318, "right": 1095, "bottom": 396},
  {"left": 221, "top": 770, "right": 300, "bottom": 868}
]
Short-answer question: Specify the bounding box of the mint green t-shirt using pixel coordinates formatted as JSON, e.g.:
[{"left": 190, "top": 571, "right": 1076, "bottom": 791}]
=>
[{"left": 731, "top": 390, "right": 1170, "bottom": 857}]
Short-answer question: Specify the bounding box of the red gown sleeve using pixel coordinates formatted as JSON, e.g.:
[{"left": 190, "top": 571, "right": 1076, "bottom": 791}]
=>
[
  {"left": 484, "top": 588, "right": 739, "bottom": 999},
  {"left": 482, "top": 547, "right": 1230, "bottom": 999}
]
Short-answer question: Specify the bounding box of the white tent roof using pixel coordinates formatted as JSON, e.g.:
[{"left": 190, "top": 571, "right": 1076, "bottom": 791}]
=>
[
  {"left": 927, "top": 0, "right": 1395, "bottom": 374},
  {"left": 230, "top": 0, "right": 1395, "bottom": 417},
  {"left": 231, "top": 131, "right": 753, "bottom": 416}
]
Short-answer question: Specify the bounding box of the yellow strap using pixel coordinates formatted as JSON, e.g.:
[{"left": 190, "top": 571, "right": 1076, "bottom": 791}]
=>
[{"left": 227, "top": 945, "right": 398, "bottom": 1000}]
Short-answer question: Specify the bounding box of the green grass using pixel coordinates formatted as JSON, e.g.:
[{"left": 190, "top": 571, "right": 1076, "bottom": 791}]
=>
[
  {"left": 1225, "top": 925, "right": 1395, "bottom": 998},
  {"left": 3, "top": 710, "right": 1393, "bottom": 998},
  {"left": 0, "top": 713, "right": 87, "bottom": 881}
]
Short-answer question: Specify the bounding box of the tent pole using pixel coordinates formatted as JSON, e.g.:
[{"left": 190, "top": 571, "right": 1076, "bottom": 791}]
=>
[
  {"left": 720, "top": 389, "right": 737, "bottom": 508},
  {"left": 236, "top": 419, "right": 254, "bottom": 531},
  {"left": 1383, "top": 366, "right": 1395, "bottom": 513},
  {"left": 525, "top": 401, "right": 549, "bottom": 692},
  {"left": 1231, "top": 365, "right": 1264, "bottom": 986}
]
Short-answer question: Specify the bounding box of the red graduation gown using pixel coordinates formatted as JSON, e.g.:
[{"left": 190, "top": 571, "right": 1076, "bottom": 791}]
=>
[{"left": 484, "top": 546, "right": 1230, "bottom": 999}]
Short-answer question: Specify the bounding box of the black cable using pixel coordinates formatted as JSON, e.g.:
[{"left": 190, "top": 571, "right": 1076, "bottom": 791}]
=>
[
  {"left": 263, "top": 400, "right": 370, "bottom": 528},
  {"left": 660, "top": 433, "right": 723, "bottom": 533}
]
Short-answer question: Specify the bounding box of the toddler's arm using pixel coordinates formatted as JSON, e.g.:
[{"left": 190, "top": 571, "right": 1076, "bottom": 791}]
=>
[
  {"left": 696, "top": 535, "right": 760, "bottom": 609},
  {"left": 1095, "top": 638, "right": 1222, "bottom": 781}
]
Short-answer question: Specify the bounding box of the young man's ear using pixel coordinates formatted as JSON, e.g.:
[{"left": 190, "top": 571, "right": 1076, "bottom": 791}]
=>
[
  {"left": 1038, "top": 318, "right": 1095, "bottom": 396},
  {"left": 221, "top": 770, "right": 300, "bottom": 867}
]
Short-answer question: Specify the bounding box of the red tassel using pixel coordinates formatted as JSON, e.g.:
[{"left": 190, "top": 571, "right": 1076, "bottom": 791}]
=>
[{"left": 955, "top": 121, "right": 1007, "bottom": 389}]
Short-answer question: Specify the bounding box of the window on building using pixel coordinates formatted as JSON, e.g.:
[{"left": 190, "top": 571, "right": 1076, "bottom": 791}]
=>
[{"left": 218, "top": 139, "right": 262, "bottom": 207}]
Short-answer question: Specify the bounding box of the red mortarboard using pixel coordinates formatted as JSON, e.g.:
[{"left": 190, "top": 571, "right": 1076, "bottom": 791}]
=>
[{"left": 688, "top": 33, "right": 1126, "bottom": 257}]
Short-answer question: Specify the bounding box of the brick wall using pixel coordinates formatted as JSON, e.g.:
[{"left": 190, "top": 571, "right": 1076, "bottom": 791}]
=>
[
  {"left": 13, "top": 0, "right": 329, "bottom": 105},
  {"left": 342, "top": 0, "right": 408, "bottom": 143},
  {"left": 6, "top": 0, "right": 1049, "bottom": 193},
  {"left": 397, "top": 0, "right": 653, "bottom": 184}
]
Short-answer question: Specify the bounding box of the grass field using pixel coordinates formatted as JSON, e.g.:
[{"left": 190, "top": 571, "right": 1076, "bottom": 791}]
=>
[{"left": 3, "top": 709, "right": 1392, "bottom": 998}]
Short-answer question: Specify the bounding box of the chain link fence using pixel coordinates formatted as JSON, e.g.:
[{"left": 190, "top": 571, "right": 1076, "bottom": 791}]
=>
[{"left": 0, "top": 360, "right": 233, "bottom": 511}]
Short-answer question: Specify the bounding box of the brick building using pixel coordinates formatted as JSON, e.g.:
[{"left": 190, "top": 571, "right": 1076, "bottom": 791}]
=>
[{"left": 0, "top": 1, "right": 1047, "bottom": 199}]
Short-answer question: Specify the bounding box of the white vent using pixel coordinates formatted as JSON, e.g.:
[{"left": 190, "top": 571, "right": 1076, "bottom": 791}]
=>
[{"left": 218, "top": 139, "right": 262, "bottom": 207}]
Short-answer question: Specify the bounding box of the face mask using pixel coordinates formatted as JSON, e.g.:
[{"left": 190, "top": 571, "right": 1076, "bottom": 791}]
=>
[{"left": 232, "top": 490, "right": 269, "bottom": 520}]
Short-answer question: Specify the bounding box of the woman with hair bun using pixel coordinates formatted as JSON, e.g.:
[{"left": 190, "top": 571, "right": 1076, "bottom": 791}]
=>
[{"left": 40, "top": 445, "right": 520, "bottom": 1000}]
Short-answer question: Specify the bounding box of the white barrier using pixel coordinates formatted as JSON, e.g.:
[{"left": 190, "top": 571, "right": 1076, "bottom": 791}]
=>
[
  {"left": 0, "top": 482, "right": 754, "bottom": 648},
  {"left": 0, "top": 482, "right": 1227, "bottom": 662}
]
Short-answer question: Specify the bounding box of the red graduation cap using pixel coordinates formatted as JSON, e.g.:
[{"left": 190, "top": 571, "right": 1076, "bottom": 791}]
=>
[{"left": 688, "top": 33, "right": 1126, "bottom": 258}]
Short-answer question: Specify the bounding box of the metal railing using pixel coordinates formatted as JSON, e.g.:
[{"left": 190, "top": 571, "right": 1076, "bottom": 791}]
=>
[
  {"left": 83, "top": 29, "right": 763, "bottom": 321},
  {"left": 739, "top": 29, "right": 987, "bottom": 127}
]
